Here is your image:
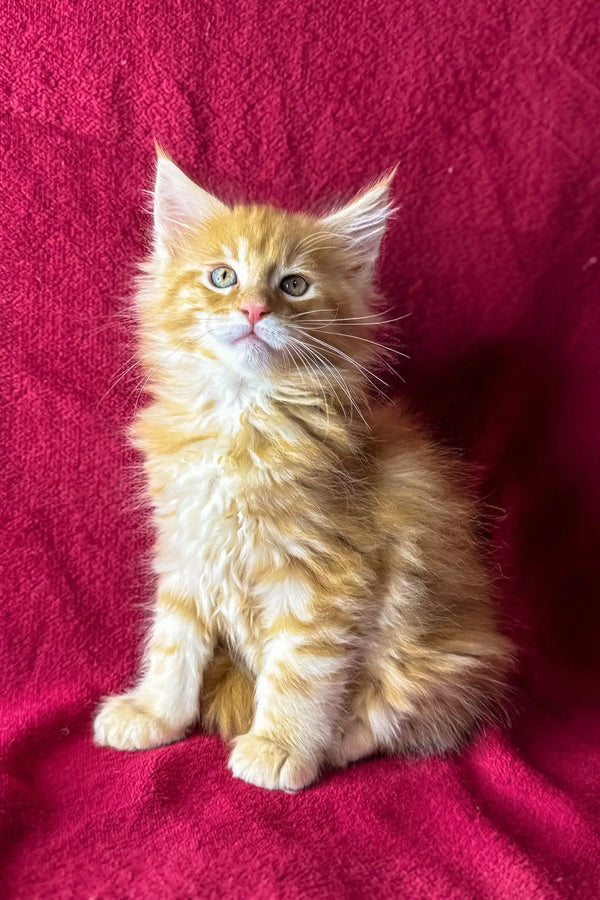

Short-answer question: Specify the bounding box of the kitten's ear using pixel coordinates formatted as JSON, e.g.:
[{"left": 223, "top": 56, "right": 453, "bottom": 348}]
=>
[
  {"left": 321, "top": 171, "right": 396, "bottom": 273},
  {"left": 153, "top": 148, "right": 227, "bottom": 254}
]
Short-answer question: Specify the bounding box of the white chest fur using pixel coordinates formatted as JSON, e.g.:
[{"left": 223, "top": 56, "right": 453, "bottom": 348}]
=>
[
  {"left": 140, "top": 373, "right": 314, "bottom": 668},
  {"left": 151, "top": 436, "right": 286, "bottom": 671}
]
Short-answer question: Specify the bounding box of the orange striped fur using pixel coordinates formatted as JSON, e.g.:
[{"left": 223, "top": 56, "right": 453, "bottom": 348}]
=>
[{"left": 93, "top": 152, "right": 514, "bottom": 790}]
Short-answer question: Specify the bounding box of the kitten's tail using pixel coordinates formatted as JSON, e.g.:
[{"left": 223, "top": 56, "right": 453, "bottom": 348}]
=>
[{"left": 202, "top": 647, "right": 255, "bottom": 739}]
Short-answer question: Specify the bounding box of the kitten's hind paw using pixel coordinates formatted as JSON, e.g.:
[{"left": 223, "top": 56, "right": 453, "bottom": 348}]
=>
[
  {"left": 228, "top": 732, "right": 318, "bottom": 791},
  {"left": 93, "top": 694, "right": 183, "bottom": 751},
  {"left": 328, "top": 719, "right": 379, "bottom": 768}
]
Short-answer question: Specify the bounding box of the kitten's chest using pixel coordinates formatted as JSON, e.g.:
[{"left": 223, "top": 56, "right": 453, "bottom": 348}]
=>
[
  {"left": 153, "top": 451, "right": 280, "bottom": 639},
  {"left": 157, "top": 453, "right": 258, "bottom": 553}
]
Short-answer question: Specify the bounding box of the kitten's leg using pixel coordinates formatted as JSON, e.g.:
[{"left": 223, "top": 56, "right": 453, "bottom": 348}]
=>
[
  {"left": 94, "top": 589, "right": 213, "bottom": 751},
  {"left": 328, "top": 681, "right": 390, "bottom": 768},
  {"left": 202, "top": 647, "right": 255, "bottom": 739},
  {"left": 228, "top": 628, "right": 354, "bottom": 791},
  {"left": 329, "top": 717, "right": 380, "bottom": 768},
  {"left": 331, "top": 635, "right": 514, "bottom": 767}
]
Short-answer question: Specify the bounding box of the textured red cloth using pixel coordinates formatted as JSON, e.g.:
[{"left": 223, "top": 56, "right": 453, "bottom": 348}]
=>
[{"left": 2, "top": 1, "right": 600, "bottom": 897}]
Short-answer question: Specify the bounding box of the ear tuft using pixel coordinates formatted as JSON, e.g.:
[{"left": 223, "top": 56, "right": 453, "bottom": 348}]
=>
[
  {"left": 152, "top": 151, "right": 227, "bottom": 254},
  {"left": 321, "top": 170, "right": 397, "bottom": 273}
]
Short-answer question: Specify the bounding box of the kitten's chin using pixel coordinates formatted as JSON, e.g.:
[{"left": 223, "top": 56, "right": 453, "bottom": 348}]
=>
[{"left": 219, "top": 334, "right": 278, "bottom": 376}]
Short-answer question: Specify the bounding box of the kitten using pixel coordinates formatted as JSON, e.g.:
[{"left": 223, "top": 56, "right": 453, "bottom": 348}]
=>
[{"left": 93, "top": 150, "right": 515, "bottom": 791}]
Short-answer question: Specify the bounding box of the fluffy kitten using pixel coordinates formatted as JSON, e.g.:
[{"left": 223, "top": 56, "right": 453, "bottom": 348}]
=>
[{"left": 93, "top": 151, "right": 514, "bottom": 791}]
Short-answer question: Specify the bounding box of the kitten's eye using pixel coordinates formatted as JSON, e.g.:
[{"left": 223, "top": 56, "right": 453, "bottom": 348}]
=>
[
  {"left": 280, "top": 274, "right": 309, "bottom": 297},
  {"left": 210, "top": 266, "right": 237, "bottom": 289}
]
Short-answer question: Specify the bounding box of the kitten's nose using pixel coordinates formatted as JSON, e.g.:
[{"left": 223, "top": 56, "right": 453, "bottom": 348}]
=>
[{"left": 240, "top": 301, "right": 270, "bottom": 326}]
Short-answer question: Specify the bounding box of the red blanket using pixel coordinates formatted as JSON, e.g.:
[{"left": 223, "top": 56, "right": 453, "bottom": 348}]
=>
[{"left": 2, "top": 1, "right": 600, "bottom": 896}]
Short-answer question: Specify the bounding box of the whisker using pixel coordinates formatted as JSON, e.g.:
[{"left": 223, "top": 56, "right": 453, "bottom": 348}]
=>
[
  {"left": 294, "top": 233, "right": 338, "bottom": 254},
  {"left": 289, "top": 308, "right": 340, "bottom": 320},
  {"left": 299, "top": 313, "right": 412, "bottom": 326},
  {"left": 130, "top": 337, "right": 191, "bottom": 412},
  {"left": 97, "top": 356, "right": 145, "bottom": 407},
  {"left": 289, "top": 337, "right": 354, "bottom": 423},
  {"left": 312, "top": 330, "right": 410, "bottom": 359},
  {"left": 288, "top": 326, "right": 389, "bottom": 394},
  {"left": 285, "top": 339, "right": 334, "bottom": 431},
  {"left": 294, "top": 326, "right": 387, "bottom": 414},
  {"left": 310, "top": 348, "right": 371, "bottom": 428}
]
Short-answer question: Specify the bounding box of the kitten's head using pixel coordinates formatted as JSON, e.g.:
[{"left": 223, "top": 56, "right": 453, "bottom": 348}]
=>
[{"left": 141, "top": 150, "right": 394, "bottom": 385}]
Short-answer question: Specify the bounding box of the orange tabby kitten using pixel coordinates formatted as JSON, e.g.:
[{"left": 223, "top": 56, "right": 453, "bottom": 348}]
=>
[{"left": 93, "top": 151, "right": 514, "bottom": 790}]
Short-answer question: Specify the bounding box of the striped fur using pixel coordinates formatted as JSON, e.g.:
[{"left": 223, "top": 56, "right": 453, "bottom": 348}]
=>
[{"left": 93, "top": 154, "right": 514, "bottom": 791}]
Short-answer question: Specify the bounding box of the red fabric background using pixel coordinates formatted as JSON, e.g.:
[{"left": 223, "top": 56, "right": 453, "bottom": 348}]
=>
[{"left": 2, "top": 1, "right": 600, "bottom": 896}]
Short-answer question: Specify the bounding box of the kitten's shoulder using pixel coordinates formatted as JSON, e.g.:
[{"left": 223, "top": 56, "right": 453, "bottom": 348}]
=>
[
  {"left": 370, "top": 400, "right": 468, "bottom": 500},
  {"left": 370, "top": 399, "right": 431, "bottom": 460},
  {"left": 130, "top": 396, "right": 219, "bottom": 457}
]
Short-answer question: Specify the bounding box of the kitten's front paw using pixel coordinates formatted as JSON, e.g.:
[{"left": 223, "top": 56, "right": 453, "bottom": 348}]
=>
[
  {"left": 228, "top": 733, "right": 318, "bottom": 791},
  {"left": 93, "top": 694, "right": 182, "bottom": 751}
]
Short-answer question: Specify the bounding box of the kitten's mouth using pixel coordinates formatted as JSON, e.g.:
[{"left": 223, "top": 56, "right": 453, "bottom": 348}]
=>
[{"left": 234, "top": 331, "right": 264, "bottom": 345}]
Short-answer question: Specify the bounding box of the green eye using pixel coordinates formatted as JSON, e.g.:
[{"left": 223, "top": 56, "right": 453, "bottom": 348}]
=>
[
  {"left": 280, "top": 274, "right": 309, "bottom": 297},
  {"left": 210, "top": 266, "right": 237, "bottom": 289}
]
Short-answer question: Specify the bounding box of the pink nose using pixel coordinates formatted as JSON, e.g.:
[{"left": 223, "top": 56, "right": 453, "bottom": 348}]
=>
[{"left": 240, "top": 301, "right": 270, "bottom": 326}]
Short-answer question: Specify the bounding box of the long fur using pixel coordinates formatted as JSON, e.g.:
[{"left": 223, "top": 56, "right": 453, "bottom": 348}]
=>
[{"left": 93, "top": 155, "right": 515, "bottom": 791}]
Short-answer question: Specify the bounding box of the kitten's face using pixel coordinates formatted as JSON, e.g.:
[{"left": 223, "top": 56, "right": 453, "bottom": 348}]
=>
[{"left": 146, "top": 156, "right": 393, "bottom": 382}]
